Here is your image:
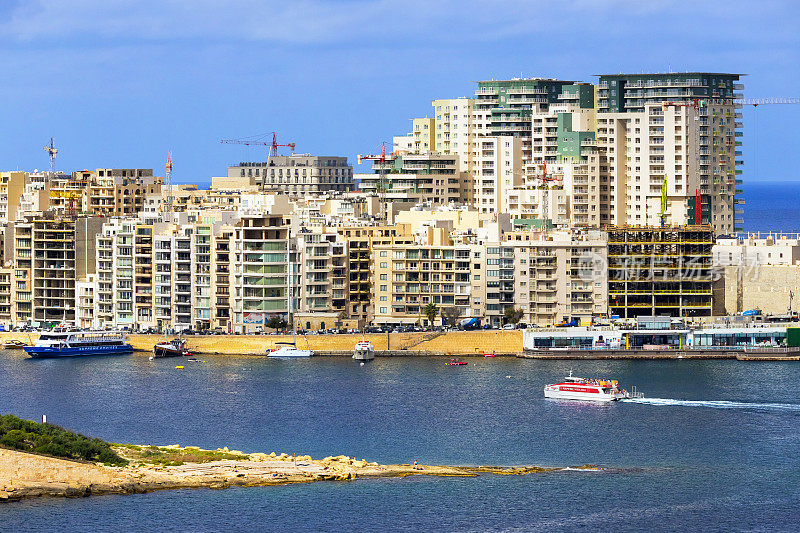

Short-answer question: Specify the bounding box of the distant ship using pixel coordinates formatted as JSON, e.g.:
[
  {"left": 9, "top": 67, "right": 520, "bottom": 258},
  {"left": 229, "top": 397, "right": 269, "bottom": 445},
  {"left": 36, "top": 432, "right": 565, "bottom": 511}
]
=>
[{"left": 24, "top": 331, "right": 133, "bottom": 358}]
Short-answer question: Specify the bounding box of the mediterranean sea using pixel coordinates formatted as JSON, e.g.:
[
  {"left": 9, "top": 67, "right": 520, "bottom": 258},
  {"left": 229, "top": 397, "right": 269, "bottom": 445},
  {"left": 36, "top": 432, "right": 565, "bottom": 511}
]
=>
[
  {"left": 1, "top": 352, "right": 799, "bottom": 531},
  {"left": 742, "top": 180, "right": 800, "bottom": 233}
]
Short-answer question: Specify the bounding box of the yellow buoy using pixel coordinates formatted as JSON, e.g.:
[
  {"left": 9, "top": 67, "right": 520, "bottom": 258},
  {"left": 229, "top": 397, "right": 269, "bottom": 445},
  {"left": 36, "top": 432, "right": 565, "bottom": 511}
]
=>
[{"left": 175, "top": 365, "right": 184, "bottom": 369}]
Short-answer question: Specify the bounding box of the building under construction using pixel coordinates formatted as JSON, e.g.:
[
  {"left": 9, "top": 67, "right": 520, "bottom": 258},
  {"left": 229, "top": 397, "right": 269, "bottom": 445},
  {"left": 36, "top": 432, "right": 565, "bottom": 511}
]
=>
[{"left": 607, "top": 226, "right": 714, "bottom": 318}]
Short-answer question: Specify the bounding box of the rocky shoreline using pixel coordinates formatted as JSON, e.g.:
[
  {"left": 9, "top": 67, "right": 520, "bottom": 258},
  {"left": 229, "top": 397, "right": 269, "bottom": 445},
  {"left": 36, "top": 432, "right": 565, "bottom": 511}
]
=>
[{"left": 0, "top": 445, "right": 585, "bottom": 503}]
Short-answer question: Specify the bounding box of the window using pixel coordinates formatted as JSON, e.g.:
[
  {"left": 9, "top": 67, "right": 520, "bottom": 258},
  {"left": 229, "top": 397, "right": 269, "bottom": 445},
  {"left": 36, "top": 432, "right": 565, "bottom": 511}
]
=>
[{"left": 380, "top": 274, "right": 387, "bottom": 280}]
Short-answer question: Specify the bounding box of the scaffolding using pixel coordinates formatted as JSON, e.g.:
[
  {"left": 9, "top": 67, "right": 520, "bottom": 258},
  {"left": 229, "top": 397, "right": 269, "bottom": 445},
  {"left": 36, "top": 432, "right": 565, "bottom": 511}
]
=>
[{"left": 607, "top": 226, "right": 714, "bottom": 318}]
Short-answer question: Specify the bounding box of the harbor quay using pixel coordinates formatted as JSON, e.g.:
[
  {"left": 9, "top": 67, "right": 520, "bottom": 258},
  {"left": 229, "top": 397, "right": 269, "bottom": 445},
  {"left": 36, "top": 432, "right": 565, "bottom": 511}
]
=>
[{"left": 4, "top": 321, "right": 800, "bottom": 360}]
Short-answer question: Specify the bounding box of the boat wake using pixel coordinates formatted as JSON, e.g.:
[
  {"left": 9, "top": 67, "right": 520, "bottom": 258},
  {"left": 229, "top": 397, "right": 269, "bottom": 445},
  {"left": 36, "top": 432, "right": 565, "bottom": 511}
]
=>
[{"left": 622, "top": 397, "right": 800, "bottom": 412}]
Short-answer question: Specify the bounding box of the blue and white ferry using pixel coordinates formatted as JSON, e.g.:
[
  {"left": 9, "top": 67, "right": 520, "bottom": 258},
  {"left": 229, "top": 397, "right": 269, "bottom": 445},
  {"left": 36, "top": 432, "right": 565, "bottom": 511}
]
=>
[{"left": 24, "top": 330, "right": 134, "bottom": 358}]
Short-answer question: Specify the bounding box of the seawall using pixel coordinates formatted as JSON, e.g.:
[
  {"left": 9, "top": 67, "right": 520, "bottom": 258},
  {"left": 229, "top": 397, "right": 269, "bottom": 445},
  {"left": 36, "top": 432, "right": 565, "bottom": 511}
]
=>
[{"left": 0, "top": 331, "right": 524, "bottom": 356}]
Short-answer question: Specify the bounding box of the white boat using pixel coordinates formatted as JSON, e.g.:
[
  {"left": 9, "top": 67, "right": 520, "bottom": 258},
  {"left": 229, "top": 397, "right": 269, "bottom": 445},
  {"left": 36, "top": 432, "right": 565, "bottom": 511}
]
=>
[
  {"left": 353, "top": 340, "right": 375, "bottom": 361},
  {"left": 268, "top": 343, "right": 313, "bottom": 358},
  {"left": 543, "top": 371, "right": 636, "bottom": 402}
]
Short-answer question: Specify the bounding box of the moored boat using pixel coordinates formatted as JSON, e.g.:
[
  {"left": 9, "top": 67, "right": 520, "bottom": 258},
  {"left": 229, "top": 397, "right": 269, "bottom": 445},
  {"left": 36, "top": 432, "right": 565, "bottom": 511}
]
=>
[
  {"left": 445, "top": 357, "right": 467, "bottom": 366},
  {"left": 24, "top": 331, "right": 133, "bottom": 358},
  {"left": 543, "top": 371, "right": 638, "bottom": 402},
  {"left": 353, "top": 340, "right": 375, "bottom": 361},
  {"left": 2, "top": 339, "right": 26, "bottom": 349},
  {"left": 267, "top": 343, "right": 313, "bottom": 358},
  {"left": 153, "top": 338, "right": 192, "bottom": 358}
]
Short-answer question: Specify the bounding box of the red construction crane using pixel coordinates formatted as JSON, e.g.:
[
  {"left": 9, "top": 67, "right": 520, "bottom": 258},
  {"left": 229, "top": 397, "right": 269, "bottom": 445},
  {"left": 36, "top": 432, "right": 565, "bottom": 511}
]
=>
[
  {"left": 536, "top": 161, "right": 562, "bottom": 228},
  {"left": 662, "top": 98, "right": 699, "bottom": 110},
  {"left": 220, "top": 132, "right": 296, "bottom": 159}
]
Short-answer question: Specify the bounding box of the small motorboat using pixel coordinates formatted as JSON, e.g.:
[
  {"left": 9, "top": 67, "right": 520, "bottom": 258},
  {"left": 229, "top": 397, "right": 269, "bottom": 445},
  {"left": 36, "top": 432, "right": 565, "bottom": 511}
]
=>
[
  {"left": 153, "top": 338, "right": 191, "bottom": 358},
  {"left": 483, "top": 352, "right": 496, "bottom": 358},
  {"left": 543, "top": 370, "right": 641, "bottom": 402},
  {"left": 446, "top": 358, "right": 468, "bottom": 366},
  {"left": 353, "top": 339, "right": 375, "bottom": 361},
  {"left": 2, "top": 339, "right": 26, "bottom": 349}
]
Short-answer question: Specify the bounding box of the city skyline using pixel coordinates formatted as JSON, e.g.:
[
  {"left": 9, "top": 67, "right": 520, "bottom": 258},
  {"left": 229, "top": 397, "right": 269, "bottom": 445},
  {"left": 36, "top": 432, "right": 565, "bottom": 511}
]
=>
[{"left": 0, "top": 0, "right": 798, "bottom": 186}]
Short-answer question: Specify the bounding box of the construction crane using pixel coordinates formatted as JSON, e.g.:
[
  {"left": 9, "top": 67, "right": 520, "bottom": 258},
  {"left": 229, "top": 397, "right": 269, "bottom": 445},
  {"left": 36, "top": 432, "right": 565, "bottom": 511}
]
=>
[
  {"left": 220, "top": 132, "right": 295, "bottom": 157},
  {"left": 735, "top": 98, "right": 800, "bottom": 107},
  {"left": 358, "top": 142, "right": 395, "bottom": 221},
  {"left": 43, "top": 137, "right": 57, "bottom": 182},
  {"left": 662, "top": 98, "right": 699, "bottom": 110},
  {"left": 527, "top": 161, "right": 562, "bottom": 231},
  {"left": 220, "top": 132, "right": 296, "bottom": 192},
  {"left": 735, "top": 97, "right": 800, "bottom": 198}
]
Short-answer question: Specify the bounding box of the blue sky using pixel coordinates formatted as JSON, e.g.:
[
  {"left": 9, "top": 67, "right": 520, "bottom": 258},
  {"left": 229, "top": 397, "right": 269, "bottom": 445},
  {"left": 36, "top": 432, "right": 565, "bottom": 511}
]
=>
[{"left": 1, "top": 0, "right": 798, "bottom": 187}]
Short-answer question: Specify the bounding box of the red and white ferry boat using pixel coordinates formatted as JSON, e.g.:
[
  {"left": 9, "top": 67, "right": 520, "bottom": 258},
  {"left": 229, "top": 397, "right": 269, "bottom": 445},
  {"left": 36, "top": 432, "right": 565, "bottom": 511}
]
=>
[{"left": 544, "top": 371, "right": 637, "bottom": 402}]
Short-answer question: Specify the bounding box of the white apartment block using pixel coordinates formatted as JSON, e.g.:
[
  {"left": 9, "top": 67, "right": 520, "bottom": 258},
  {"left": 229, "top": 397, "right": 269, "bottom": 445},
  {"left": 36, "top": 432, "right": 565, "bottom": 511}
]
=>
[
  {"left": 393, "top": 118, "right": 435, "bottom": 155},
  {"left": 473, "top": 136, "right": 523, "bottom": 214},
  {"left": 714, "top": 234, "right": 800, "bottom": 266},
  {"left": 432, "top": 98, "right": 475, "bottom": 177}
]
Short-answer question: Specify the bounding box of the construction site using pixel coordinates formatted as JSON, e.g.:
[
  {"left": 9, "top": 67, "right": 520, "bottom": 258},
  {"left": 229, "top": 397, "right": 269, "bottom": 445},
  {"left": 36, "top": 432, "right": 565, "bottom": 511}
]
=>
[{"left": 607, "top": 226, "right": 715, "bottom": 318}]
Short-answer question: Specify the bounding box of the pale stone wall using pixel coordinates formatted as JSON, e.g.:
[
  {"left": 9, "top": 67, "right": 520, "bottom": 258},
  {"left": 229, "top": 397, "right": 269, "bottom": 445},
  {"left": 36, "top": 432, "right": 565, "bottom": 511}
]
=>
[{"left": 721, "top": 264, "right": 800, "bottom": 315}]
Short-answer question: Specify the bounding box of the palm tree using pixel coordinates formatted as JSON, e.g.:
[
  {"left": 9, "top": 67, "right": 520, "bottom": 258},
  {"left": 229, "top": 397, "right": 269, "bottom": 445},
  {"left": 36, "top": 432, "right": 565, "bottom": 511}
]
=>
[{"left": 423, "top": 302, "right": 439, "bottom": 327}]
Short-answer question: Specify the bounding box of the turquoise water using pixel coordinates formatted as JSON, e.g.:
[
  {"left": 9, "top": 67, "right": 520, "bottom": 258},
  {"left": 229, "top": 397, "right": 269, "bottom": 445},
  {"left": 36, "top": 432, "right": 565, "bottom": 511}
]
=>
[{"left": 1, "top": 353, "right": 799, "bottom": 531}]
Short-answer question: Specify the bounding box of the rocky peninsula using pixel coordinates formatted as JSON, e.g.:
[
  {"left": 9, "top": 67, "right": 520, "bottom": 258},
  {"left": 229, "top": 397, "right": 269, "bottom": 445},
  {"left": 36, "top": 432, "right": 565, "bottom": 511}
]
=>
[{"left": 0, "top": 443, "right": 589, "bottom": 502}]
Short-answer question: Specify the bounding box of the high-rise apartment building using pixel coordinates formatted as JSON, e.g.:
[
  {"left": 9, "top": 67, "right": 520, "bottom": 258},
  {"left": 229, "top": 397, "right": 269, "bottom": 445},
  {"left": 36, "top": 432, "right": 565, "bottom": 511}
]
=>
[
  {"left": 230, "top": 214, "right": 294, "bottom": 334},
  {"left": 390, "top": 73, "right": 744, "bottom": 231},
  {"left": 3, "top": 215, "right": 104, "bottom": 327},
  {"left": 295, "top": 230, "right": 348, "bottom": 328},
  {"left": 596, "top": 73, "right": 743, "bottom": 232}
]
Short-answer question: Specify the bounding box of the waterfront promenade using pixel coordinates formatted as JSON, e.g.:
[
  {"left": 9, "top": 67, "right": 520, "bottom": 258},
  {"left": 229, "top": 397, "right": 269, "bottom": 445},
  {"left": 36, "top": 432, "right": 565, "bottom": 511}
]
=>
[
  {"left": 0, "top": 331, "right": 524, "bottom": 356},
  {"left": 3, "top": 331, "right": 798, "bottom": 359}
]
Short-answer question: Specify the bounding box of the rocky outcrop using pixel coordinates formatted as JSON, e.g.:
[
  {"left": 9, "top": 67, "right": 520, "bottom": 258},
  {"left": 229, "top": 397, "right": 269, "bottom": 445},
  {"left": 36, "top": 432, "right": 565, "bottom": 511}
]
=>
[{"left": 0, "top": 446, "right": 592, "bottom": 503}]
